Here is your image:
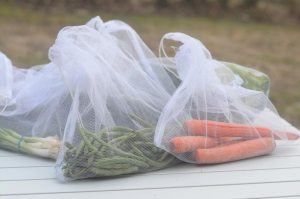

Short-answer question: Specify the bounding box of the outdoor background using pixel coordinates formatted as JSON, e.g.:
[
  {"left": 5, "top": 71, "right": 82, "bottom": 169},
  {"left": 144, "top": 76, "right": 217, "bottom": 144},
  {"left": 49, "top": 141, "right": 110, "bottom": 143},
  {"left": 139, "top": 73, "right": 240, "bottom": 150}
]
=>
[{"left": 0, "top": 0, "right": 300, "bottom": 127}]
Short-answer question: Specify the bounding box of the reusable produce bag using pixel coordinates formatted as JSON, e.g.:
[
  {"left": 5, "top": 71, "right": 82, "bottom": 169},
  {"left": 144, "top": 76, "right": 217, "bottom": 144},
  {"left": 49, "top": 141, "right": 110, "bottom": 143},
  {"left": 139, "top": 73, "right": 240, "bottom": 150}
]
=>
[
  {"left": 50, "top": 17, "right": 178, "bottom": 181},
  {"left": 155, "top": 33, "right": 300, "bottom": 164},
  {"left": 0, "top": 52, "right": 63, "bottom": 158}
]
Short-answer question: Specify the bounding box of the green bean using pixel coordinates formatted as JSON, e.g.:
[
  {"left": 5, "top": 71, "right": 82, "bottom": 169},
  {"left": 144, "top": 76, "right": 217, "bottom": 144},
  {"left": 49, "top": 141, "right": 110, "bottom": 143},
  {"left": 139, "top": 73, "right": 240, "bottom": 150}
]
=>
[
  {"left": 96, "top": 163, "right": 132, "bottom": 169},
  {"left": 129, "top": 114, "right": 154, "bottom": 128},
  {"left": 107, "top": 131, "right": 123, "bottom": 136},
  {"left": 74, "top": 141, "right": 85, "bottom": 159},
  {"left": 98, "top": 132, "right": 135, "bottom": 156},
  {"left": 67, "top": 151, "right": 89, "bottom": 168},
  {"left": 141, "top": 151, "right": 173, "bottom": 168},
  {"left": 94, "top": 156, "right": 149, "bottom": 168},
  {"left": 90, "top": 166, "right": 139, "bottom": 176},
  {"left": 135, "top": 128, "right": 154, "bottom": 134},
  {"left": 78, "top": 127, "right": 98, "bottom": 152},
  {"left": 84, "top": 130, "right": 143, "bottom": 161},
  {"left": 100, "top": 131, "right": 108, "bottom": 142},
  {"left": 87, "top": 155, "right": 95, "bottom": 168},
  {"left": 68, "top": 166, "right": 89, "bottom": 178},
  {"left": 130, "top": 143, "right": 145, "bottom": 156},
  {"left": 108, "top": 132, "right": 135, "bottom": 145},
  {"left": 100, "top": 126, "right": 133, "bottom": 133},
  {"left": 135, "top": 141, "right": 157, "bottom": 147},
  {"left": 83, "top": 143, "right": 90, "bottom": 155},
  {"left": 157, "top": 152, "right": 170, "bottom": 162}
]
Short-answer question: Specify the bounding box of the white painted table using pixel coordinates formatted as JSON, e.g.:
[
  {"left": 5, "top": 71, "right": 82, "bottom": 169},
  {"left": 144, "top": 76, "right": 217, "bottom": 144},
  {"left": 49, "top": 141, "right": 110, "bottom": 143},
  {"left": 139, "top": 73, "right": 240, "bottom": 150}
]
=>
[{"left": 1, "top": 142, "right": 300, "bottom": 199}]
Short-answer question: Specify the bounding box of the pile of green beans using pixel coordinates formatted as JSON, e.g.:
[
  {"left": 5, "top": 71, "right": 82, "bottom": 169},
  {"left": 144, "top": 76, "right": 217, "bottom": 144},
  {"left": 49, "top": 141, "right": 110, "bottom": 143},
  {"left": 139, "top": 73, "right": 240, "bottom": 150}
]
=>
[{"left": 62, "top": 116, "right": 178, "bottom": 179}]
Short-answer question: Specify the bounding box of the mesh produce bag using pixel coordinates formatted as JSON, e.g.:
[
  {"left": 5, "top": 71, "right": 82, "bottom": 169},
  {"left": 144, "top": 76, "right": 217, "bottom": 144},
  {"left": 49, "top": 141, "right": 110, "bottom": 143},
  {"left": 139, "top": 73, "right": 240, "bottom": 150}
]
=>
[
  {"left": 155, "top": 33, "right": 300, "bottom": 164},
  {"left": 49, "top": 17, "right": 178, "bottom": 181},
  {"left": 0, "top": 60, "right": 69, "bottom": 136},
  {"left": 0, "top": 53, "right": 68, "bottom": 158}
]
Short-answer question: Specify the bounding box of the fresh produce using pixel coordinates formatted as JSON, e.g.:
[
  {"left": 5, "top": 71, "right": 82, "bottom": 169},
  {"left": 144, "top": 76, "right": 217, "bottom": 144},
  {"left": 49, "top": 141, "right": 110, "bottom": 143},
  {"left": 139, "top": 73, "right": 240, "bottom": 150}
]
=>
[
  {"left": 62, "top": 115, "right": 178, "bottom": 179},
  {"left": 225, "top": 63, "right": 270, "bottom": 95},
  {"left": 169, "top": 119, "right": 299, "bottom": 164},
  {"left": 163, "top": 62, "right": 270, "bottom": 95},
  {"left": 195, "top": 138, "right": 275, "bottom": 164},
  {"left": 185, "top": 120, "right": 299, "bottom": 140},
  {"left": 0, "top": 128, "right": 60, "bottom": 159},
  {"left": 170, "top": 136, "right": 243, "bottom": 153}
]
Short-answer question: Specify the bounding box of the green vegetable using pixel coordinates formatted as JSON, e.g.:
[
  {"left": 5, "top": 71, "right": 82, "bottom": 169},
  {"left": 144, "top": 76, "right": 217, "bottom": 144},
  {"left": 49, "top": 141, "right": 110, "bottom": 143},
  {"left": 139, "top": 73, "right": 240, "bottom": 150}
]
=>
[
  {"left": 163, "top": 62, "right": 270, "bottom": 95},
  {"left": 62, "top": 115, "right": 178, "bottom": 179},
  {"left": 225, "top": 63, "right": 270, "bottom": 95},
  {"left": 0, "top": 128, "right": 60, "bottom": 159}
]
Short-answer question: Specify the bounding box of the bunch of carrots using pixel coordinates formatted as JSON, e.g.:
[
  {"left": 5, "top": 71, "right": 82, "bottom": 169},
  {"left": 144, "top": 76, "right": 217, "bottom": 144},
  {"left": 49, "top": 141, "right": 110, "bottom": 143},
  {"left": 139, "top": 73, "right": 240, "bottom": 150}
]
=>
[{"left": 170, "top": 120, "right": 299, "bottom": 164}]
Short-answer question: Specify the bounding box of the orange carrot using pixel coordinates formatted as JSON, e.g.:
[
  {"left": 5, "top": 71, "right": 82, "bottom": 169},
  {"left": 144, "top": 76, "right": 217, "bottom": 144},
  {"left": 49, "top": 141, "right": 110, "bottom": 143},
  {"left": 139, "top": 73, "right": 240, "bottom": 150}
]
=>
[
  {"left": 170, "top": 136, "right": 247, "bottom": 153},
  {"left": 217, "top": 137, "right": 248, "bottom": 144},
  {"left": 273, "top": 131, "right": 299, "bottom": 140},
  {"left": 216, "top": 137, "right": 247, "bottom": 146},
  {"left": 195, "top": 138, "right": 276, "bottom": 164},
  {"left": 170, "top": 136, "right": 219, "bottom": 153},
  {"left": 185, "top": 120, "right": 299, "bottom": 141}
]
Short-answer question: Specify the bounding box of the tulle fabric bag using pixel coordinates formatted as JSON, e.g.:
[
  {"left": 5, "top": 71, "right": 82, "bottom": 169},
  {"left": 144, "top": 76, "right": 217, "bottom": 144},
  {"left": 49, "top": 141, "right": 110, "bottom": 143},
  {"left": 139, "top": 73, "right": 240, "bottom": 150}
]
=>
[
  {"left": 155, "top": 33, "right": 300, "bottom": 164},
  {"left": 0, "top": 53, "right": 68, "bottom": 138},
  {"left": 50, "top": 17, "right": 178, "bottom": 181}
]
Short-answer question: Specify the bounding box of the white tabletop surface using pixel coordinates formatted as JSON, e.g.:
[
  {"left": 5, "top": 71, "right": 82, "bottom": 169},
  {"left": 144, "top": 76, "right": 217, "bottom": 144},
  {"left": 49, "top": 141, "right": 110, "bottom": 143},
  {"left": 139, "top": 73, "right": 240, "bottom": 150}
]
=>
[{"left": 1, "top": 141, "right": 300, "bottom": 199}]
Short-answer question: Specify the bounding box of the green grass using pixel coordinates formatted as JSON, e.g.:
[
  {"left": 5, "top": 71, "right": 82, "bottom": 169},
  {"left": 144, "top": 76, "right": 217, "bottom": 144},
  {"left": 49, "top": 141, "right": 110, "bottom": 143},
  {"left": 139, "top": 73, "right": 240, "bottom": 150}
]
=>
[{"left": 1, "top": 3, "right": 300, "bottom": 127}]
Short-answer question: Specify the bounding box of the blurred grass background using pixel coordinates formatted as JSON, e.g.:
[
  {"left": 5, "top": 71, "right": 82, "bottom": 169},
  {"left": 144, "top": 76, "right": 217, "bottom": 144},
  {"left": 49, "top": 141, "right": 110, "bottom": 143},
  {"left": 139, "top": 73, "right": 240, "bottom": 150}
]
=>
[{"left": 0, "top": 0, "right": 300, "bottom": 127}]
